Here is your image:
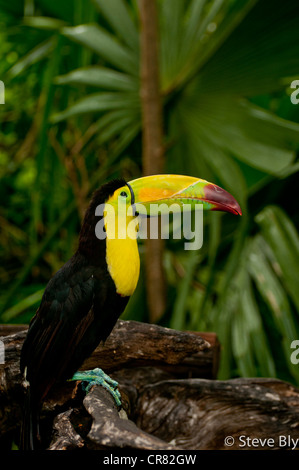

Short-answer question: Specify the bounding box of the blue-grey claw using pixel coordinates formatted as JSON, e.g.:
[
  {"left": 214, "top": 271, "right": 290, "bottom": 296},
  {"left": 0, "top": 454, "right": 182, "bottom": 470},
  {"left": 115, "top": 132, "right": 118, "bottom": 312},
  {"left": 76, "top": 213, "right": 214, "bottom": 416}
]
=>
[{"left": 70, "top": 368, "right": 122, "bottom": 407}]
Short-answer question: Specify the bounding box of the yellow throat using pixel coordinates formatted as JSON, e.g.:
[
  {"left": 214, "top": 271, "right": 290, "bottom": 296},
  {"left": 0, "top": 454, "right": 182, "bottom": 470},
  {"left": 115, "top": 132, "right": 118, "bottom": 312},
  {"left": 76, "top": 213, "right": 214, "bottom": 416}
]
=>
[{"left": 104, "top": 206, "right": 140, "bottom": 297}]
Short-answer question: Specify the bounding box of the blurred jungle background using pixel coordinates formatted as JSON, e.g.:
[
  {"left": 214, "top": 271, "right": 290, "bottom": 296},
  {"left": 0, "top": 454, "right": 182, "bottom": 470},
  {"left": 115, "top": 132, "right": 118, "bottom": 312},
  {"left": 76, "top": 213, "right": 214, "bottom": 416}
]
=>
[{"left": 1, "top": 0, "right": 299, "bottom": 385}]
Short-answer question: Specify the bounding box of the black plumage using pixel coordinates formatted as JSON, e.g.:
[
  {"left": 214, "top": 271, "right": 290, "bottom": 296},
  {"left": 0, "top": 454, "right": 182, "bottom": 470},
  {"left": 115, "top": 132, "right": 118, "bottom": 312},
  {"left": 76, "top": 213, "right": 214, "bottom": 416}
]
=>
[{"left": 20, "top": 179, "right": 129, "bottom": 450}]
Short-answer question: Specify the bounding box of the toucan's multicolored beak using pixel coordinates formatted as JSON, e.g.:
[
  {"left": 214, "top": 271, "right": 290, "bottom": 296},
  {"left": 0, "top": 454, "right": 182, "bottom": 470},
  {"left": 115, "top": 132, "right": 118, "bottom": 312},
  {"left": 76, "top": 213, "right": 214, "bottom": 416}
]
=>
[{"left": 127, "top": 174, "right": 242, "bottom": 216}]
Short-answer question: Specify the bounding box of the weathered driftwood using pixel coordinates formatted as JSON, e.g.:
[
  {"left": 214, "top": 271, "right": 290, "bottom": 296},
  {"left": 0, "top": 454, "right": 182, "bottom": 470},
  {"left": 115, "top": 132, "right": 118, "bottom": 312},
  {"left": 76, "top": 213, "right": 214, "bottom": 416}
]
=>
[
  {"left": 0, "top": 320, "right": 216, "bottom": 382},
  {"left": 49, "top": 386, "right": 176, "bottom": 451},
  {"left": 0, "top": 320, "right": 214, "bottom": 449},
  {"left": 135, "top": 377, "right": 299, "bottom": 450},
  {"left": 1, "top": 320, "right": 299, "bottom": 450}
]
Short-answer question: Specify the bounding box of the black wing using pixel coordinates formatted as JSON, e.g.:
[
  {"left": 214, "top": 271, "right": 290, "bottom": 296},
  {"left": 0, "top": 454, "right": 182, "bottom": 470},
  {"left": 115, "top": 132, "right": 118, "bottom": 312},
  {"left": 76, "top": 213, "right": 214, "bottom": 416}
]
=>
[{"left": 20, "top": 253, "right": 124, "bottom": 402}]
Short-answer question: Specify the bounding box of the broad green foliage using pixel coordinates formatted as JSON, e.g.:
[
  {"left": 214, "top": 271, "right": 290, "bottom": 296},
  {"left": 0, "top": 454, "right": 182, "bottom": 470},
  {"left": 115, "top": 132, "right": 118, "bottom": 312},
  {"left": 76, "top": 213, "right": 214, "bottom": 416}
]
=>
[{"left": 1, "top": 0, "right": 299, "bottom": 384}]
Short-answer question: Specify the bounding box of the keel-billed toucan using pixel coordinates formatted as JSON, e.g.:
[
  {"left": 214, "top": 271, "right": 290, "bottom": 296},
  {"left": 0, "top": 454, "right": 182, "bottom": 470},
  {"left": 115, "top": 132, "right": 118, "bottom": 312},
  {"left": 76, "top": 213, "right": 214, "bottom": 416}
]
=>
[{"left": 20, "top": 174, "right": 241, "bottom": 449}]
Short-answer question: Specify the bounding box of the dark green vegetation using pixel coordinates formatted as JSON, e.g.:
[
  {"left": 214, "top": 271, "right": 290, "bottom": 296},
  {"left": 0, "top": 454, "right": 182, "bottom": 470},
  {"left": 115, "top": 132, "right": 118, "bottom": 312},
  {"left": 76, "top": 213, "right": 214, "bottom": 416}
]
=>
[{"left": 1, "top": 0, "right": 299, "bottom": 384}]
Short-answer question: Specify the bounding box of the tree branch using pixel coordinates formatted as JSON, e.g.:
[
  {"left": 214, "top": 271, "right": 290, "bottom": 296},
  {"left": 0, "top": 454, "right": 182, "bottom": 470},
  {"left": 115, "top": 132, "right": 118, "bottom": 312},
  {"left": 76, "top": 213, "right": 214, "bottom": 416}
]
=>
[{"left": 1, "top": 321, "right": 299, "bottom": 450}]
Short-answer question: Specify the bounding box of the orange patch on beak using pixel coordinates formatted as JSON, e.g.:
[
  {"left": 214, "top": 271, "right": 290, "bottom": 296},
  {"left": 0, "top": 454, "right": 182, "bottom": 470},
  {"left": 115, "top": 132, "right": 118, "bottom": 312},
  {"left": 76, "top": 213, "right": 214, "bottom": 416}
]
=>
[{"left": 138, "top": 187, "right": 176, "bottom": 202}]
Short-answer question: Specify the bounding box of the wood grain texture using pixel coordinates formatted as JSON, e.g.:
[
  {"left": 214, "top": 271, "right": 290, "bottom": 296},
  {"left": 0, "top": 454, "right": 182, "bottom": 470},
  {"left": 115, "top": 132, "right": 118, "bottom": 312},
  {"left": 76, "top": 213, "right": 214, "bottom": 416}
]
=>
[{"left": 1, "top": 320, "right": 298, "bottom": 450}]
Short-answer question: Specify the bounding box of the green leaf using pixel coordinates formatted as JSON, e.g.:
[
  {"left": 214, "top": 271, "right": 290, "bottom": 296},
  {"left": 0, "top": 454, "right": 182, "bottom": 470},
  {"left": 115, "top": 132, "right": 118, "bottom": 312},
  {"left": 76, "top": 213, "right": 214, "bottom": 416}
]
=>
[
  {"left": 0, "top": 202, "right": 75, "bottom": 318},
  {"left": 190, "top": 0, "right": 256, "bottom": 79},
  {"left": 23, "top": 16, "right": 67, "bottom": 30},
  {"left": 279, "top": 162, "right": 299, "bottom": 179},
  {"left": 235, "top": 269, "right": 276, "bottom": 377},
  {"left": 2, "top": 289, "right": 44, "bottom": 322},
  {"left": 109, "top": 120, "right": 141, "bottom": 158},
  {"left": 7, "top": 37, "right": 55, "bottom": 78},
  {"left": 248, "top": 236, "right": 298, "bottom": 339},
  {"left": 197, "top": 0, "right": 299, "bottom": 96},
  {"left": 55, "top": 66, "right": 137, "bottom": 91},
  {"left": 62, "top": 24, "right": 138, "bottom": 75},
  {"left": 255, "top": 206, "right": 299, "bottom": 313},
  {"left": 213, "top": 284, "right": 239, "bottom": 379},
  {"left": 94, "top": 109, "right": 140, "bottom": 146},
  {"left": 183, "top": 124, "right": 247, "bottom": 208},
  {"left": 232, "top": 305, "right": 256, "bottom": 377},
  {"left": 248, "top": 236, "right": 299, "bottom": 382},
  {"left": 92, "top": 0, "right": 139, "bottom": 52},
  {"left": 160, "top": 0, "right": 190, "bottom": 87},
  {"left": 161, "top": 0, "right": 256, "bottom": 92},
  {"left": 179, "top": 93, "right": 296, "bottom": 174},
  {"left": 170, "top": 251, "right": 201, "bottom": 331},
  {"left": 51, "top": 91, "right": 140, "bottom": 123}
]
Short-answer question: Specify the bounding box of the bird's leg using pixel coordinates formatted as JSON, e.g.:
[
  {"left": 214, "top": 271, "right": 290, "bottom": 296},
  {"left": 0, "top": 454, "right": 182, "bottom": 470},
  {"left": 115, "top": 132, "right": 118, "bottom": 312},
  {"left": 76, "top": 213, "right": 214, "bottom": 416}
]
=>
[{"left": 70, "top": 368, "right": 122, "bottom": 407}]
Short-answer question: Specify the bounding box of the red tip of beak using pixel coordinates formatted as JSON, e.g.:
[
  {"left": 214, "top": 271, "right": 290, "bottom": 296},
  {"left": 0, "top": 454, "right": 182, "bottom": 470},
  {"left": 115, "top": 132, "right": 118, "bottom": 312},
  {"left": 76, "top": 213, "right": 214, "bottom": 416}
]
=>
[{"left": 204, "top": 184, "right": 242, "bottom": 216}]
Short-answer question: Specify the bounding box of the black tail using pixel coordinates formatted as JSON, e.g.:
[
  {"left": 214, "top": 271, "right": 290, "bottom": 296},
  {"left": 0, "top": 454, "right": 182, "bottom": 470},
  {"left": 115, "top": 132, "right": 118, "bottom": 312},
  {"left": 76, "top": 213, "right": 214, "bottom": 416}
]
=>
[{"left": 20, "top": 386, "right": 40, "bottom": 450}]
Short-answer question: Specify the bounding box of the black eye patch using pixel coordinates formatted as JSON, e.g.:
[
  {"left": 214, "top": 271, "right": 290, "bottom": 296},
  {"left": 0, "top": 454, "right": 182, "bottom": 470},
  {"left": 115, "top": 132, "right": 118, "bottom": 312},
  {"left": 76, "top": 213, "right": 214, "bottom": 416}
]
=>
[
  {"left": 125, "top": 182, "right": 138, "bottom": 216},
  {"left": 120, "top": 191, "right": 128, "bottom": 198},
  {"left": 125, "top": 183, "right": 135, "bottom": 205}
]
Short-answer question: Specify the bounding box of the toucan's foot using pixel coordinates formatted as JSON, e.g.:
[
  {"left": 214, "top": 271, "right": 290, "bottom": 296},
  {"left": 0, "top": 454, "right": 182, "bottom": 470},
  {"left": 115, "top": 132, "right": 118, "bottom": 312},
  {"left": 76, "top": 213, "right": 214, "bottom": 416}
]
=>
[{"left": 70, "top": 368, "right": 122, "bottom": 407}]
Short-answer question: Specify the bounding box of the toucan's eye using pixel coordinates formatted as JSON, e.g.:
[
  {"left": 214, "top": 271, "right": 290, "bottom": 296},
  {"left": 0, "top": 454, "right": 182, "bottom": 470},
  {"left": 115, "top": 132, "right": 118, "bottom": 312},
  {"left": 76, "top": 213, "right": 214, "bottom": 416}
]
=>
[{"left": 120, "top": 191, "right": 128, "bottom": 198}]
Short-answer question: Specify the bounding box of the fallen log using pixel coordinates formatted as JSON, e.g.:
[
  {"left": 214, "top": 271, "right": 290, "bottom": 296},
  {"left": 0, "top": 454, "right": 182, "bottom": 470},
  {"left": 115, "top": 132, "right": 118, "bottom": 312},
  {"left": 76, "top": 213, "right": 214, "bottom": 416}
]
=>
[
  {"left": 135, "top": 377, "right": 299, "bottom": 450},
  {"left": 0, "top": 320, "right": 214, "bottom": 448},
  {"left": 0, "top": 320, "right": 216, "bottom": 383},
  {"left": 0, "top": 320, "right": 299, "bottom": 450}
]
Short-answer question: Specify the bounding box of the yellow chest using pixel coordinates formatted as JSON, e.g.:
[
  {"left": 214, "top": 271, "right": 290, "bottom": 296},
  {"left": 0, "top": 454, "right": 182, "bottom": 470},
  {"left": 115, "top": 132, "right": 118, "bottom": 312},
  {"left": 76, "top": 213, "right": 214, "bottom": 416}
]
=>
[{"left": 105, "top": 216, "right": 140, "bottom": 297}]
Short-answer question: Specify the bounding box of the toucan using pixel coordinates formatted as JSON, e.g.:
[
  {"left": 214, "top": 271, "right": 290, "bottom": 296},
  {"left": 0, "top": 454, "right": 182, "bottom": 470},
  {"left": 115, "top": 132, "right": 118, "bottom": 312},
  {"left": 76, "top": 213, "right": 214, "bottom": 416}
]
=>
[{"left": 20, "top": 174, "right": 241, "bottom": 449}]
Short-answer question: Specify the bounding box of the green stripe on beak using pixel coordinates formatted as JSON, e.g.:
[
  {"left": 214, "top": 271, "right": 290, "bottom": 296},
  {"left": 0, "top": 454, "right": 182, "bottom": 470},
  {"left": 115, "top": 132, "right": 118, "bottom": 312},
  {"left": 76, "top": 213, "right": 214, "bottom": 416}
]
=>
[{"left": 128, "top": 174, "right": 242, "bottom": 216}]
